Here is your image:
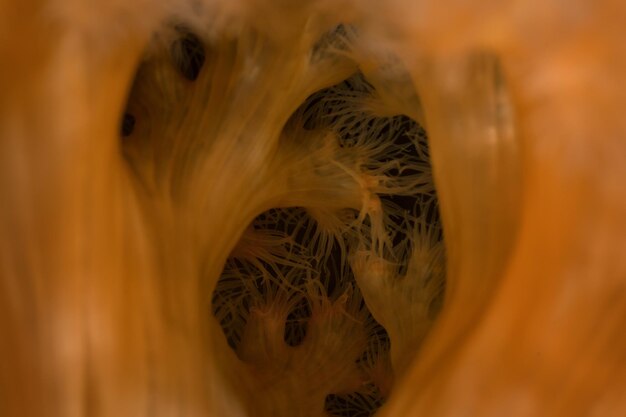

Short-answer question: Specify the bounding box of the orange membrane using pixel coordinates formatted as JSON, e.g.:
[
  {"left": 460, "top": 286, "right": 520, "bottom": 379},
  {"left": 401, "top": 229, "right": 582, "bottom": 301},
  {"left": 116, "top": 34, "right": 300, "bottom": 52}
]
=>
[{"left": 1, "top": 1, "right": 625, "bottom": 416}]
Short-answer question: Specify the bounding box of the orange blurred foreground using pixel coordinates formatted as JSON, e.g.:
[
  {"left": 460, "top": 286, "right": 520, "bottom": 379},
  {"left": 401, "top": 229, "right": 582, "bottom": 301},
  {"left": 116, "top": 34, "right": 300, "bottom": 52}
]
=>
[{"left": 0, "top": 0, "right": 625, "bottom": 416}]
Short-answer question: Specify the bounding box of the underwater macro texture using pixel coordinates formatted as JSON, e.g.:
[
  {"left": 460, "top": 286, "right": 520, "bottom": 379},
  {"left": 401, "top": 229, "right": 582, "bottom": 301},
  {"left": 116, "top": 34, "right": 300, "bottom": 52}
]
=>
[{"left": 0, "top": 0, "right": 625, "bottom": 416}]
